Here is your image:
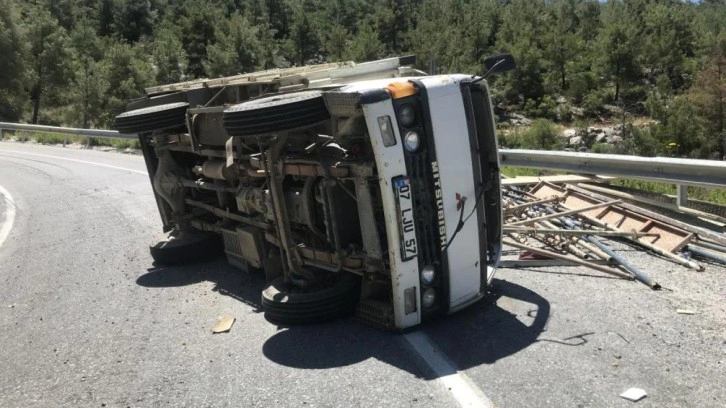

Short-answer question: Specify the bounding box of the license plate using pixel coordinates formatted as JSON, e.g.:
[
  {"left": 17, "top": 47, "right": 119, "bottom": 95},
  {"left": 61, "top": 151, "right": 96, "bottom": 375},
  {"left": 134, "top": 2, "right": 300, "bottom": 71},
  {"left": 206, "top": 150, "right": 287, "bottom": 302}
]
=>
[{"left": 393, "top": 177, "right": 418, "bottom": 261}]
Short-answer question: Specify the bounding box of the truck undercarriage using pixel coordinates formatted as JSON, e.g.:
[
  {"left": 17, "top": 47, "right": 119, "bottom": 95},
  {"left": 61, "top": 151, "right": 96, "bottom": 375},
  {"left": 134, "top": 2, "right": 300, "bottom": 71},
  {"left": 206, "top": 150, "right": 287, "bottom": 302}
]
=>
[{"left": 115, "top": 56, "right": 510, "bottom": 330}]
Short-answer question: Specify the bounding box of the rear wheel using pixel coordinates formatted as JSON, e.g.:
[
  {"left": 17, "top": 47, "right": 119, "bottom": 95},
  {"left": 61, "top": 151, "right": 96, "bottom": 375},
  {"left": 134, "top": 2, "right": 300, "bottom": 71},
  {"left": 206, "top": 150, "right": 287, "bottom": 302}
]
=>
[
  {"left": 149, "top": 230, "right": 222, "bottom": 266},
  {"left": 114, "top": 102, "right": 189, "bottom": 134},
  {"left": 261, "top": 272, "right": 361, "bottom": 325},
  {"left": 223, "top": 91, "right": 330, "bottom": 137}
]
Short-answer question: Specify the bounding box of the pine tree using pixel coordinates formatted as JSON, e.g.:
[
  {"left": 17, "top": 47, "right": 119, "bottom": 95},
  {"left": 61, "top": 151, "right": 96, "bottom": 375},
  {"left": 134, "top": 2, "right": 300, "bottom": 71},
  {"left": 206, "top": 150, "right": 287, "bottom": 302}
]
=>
[
  {"left": 0, "top": 0, "right": 28, "bottom": 121},
  {"left": 204, "top": 13, "right": 266, "bottom": 77},
  {"left": 690, "top": 33, "right": 726, "bottom": 159},
  {"left": 24, "top": 5, "right": 76, "bottom": 124},
  {"left": 100, "top": 40, "right": 154, "bottom": 126},
  {"left": 594, "top": 1, "right": 641, "bottom": 102},
  {"left": 151, "top": 24, "right": 189, "bottom": 83}
]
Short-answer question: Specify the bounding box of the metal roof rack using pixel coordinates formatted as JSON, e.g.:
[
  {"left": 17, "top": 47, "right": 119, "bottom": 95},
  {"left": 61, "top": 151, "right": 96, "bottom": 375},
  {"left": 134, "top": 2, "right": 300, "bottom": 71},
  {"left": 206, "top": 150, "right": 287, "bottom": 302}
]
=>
[{"left": 145, "top": 56, "right": 419, "bottom": 96}]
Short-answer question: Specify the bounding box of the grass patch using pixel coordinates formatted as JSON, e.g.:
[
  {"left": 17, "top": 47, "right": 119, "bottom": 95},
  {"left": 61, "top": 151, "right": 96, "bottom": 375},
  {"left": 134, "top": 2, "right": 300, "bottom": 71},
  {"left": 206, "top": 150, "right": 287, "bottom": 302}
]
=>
[
  {"left": 501, "top": 171, "right": 726, "bottom": 205},
  {"left": 3, "top": 130, "right": 139, "bottom": 150},
  {"left": 501, "top": 166, "right": 548, "bottom": 178},
  {"left": 612, "top": 179, "right": 726, "bottom": 205}
]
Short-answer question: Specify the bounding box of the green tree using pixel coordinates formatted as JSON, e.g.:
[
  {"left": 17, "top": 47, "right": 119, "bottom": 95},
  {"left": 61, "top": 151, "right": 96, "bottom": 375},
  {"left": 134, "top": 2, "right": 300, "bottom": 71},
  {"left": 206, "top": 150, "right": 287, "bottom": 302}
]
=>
[
  {"left": 594, "top": 1, "right": 641, "bottom": 102},
  {"left": 0, "top": 0, "right": 28, "bottom": 121},
  {"left": 67, "top": 17, "right": 106, "bottom": 128},
  {"left": 409, "top": 0, "right": 498, "bottom": 75},
  {"left": 97, "top": 0, "right": 117, "bottom": 37},
  {"left": 344, "top": 21, "right": 383, "bottom": 62},
  {"left": 204, "top": 13, "right": 266, "bottom": 77},
  {"left": 99, "top": 40, "right": 154, "bottom": 126},
  {"left": 283, "top": 4, "right": 321, "bottom": 65},
  {"left": 323, "top": 24, "right": 349, "bottom": 61},
  {"left": 642, "top": 3, "right": 694, "bottom": 90},
  {"left": 496, "top": 0, "right": 547, "bottom": 104},
  {"left": 151, "top": 24, "right": 189, "bottom": 83},
  {"left": 116, "top": 0, "right": 156, "bottom": 42},
  {"left": 25, "top": 5, "right": 76, "bottom": 124},
  {"left": 543, "top": 0, "right": 582, "bottom": 92},
  {"left": 178, "top": 1, "right": 224, "bottom": 78},
  {"left": 689, "top": 33, "right": 726, "bottom": 160}
]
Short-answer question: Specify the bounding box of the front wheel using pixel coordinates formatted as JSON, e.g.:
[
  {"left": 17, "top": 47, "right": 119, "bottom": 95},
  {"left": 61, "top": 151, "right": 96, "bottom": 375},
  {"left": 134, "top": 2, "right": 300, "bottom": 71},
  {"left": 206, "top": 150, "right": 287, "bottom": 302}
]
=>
[{"left": 261, "top": 272, "right": 361, "bottom": 325}]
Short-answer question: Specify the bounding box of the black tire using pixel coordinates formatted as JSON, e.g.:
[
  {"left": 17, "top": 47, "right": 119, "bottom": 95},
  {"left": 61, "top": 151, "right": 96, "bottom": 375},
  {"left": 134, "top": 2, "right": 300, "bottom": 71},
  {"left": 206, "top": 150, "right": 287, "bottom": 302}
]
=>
[
  {"left": 261, "top": 272, "right": 361, "bottom": 325},
  {"left": 223, "top": 91, "right": 330, "bottom": 137},
  {"left": 149, "top": 231, "right": 223, "bottom": 266},
  {"left": 114, "top": 102, "right": 189, "bottom": 134}
]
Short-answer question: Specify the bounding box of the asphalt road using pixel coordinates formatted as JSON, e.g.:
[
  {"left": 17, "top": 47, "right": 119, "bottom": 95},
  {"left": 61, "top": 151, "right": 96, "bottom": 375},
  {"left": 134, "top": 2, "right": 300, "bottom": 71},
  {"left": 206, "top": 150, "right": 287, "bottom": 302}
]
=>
[{"left": 0, "top": 141, "right": 724, "bottom": 408}]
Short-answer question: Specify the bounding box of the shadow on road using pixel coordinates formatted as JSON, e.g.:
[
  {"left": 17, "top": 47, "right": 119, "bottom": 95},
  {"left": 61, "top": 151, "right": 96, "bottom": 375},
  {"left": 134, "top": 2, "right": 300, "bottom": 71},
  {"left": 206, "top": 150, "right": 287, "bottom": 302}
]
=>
[
  {"left": 421, "top": 278, "right": 551, "bottom": 370},
  {"left": 262, "top": 278, "right": 550, "bottom": 378},
  {"left": 136, "top": 257, "right": 266, "bottom": 310},
  {"left": 136, "top": 261, "right": 550, "bottom": 379}
]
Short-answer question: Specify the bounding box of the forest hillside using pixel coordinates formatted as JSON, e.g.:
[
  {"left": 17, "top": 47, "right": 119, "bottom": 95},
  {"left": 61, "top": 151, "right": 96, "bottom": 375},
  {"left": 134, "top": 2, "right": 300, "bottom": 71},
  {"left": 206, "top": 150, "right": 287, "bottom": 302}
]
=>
[{"left": 0, "top": 0, "right": 724, "bottom": 158}]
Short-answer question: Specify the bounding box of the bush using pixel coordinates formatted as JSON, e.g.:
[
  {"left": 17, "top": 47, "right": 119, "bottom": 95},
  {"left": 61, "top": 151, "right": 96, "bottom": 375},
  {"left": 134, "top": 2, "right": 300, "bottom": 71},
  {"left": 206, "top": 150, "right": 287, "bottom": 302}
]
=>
[
  {"left": 591, "top": 142, "right": 616, "bottom": 154},
  {"left": 522, "top": 96, "right": 558, "bottom": 120},
  {"left": 112, "top": 139, "right": 141, "bottom": 150},
  {"left": 620, "top": 85, "right": 649, "bottom": 113},
  {"left": 582, "top": 88, "right": 613, "bottom": 117},
  {"left": 568, "top": 72, "right": 597, "bottom": 104},
  {"left": 628, "top": 126, "right": 658, "bottom": 157},
  {"left": 516, "top": 119, "right": 562, "bottom": 150},
  {"left": 555, "top": 101, "right": 573, "bottom": 123}
]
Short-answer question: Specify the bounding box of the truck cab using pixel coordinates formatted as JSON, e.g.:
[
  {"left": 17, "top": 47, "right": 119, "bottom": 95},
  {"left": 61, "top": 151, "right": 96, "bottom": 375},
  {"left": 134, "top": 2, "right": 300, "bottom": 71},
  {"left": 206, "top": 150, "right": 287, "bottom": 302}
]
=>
[{"left": 115, "top": 55, "right": 512, "bottom": 331}]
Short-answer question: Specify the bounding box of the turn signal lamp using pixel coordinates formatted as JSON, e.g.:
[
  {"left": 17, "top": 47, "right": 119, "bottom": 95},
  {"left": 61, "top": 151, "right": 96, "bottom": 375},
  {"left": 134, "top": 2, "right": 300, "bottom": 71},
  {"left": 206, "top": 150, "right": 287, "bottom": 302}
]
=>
[{"left": 386, "top": 82, "right": 416, "bottom": 99}]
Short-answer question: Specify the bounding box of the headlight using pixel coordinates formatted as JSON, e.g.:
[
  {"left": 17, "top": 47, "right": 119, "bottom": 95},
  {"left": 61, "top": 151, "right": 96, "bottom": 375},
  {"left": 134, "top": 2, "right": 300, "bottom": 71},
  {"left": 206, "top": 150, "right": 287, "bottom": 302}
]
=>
[
  {"left": 377, "top": 116, "right": 396, "bottom": 147},
  {"left": 397, "top": 104, "right": 415, "bottom": 127},
  {"left": 422, "top": 288, "right": 436, "bottom": 308},
  {"left": 421, "top": 265, "right": 435, "bottom": 285},
  {"left": 404, "top": 130, "right": 420, "bottom": 152}
]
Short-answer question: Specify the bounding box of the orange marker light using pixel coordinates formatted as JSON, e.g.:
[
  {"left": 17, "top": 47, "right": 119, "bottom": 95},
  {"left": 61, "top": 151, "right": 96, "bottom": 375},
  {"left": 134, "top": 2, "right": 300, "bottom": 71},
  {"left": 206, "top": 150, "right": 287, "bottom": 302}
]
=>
[{"left": 386, "top": 82, "right": 416, "bottom": 99}]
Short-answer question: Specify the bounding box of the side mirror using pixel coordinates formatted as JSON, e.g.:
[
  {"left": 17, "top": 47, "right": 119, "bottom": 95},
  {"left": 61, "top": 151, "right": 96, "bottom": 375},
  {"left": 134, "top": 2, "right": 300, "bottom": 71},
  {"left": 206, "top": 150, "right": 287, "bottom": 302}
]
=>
[{"left": 483, "top": 53, "right": 516, "bottom": 75}]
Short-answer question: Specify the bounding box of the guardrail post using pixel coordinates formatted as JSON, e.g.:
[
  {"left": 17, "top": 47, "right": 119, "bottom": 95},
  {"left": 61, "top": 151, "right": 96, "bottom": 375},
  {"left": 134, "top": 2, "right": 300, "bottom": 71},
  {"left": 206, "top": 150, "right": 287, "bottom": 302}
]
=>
[{"left": 676, "top": 184, "right": 688, "bottom": 206}]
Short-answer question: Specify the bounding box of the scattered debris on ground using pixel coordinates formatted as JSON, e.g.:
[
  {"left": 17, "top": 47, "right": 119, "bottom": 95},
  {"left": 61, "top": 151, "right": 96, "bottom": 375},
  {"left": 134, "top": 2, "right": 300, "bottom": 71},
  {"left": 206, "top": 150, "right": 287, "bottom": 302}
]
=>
[
  {"left": 620, "top": 388, "right": 648, "bottom": 402},
  {"left": 502, "top": 176, "right": 726, "bottom": 289},
  {"left": 212, "top": 316, "right": 236, "bottom": 334}
]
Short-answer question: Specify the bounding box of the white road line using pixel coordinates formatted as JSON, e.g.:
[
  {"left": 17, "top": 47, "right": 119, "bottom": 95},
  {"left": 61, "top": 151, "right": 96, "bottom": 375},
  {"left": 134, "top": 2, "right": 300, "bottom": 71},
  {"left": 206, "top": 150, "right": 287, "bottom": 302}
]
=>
[
  {"left": 405, "top": 331, "right": 494, "bottom": 408},
  {"left": 0, "top": 149, "right": 148, "bottom": 176},
  {"left": 0, "top": 185, "right": 17, "bottom": 249}
]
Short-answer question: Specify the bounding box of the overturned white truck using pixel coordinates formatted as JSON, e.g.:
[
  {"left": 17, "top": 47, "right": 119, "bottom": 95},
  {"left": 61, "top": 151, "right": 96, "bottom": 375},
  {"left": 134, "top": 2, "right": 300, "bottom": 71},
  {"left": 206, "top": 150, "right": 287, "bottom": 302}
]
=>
[{"left": 115, "top": 55, "right": 514, "bottom": 330}]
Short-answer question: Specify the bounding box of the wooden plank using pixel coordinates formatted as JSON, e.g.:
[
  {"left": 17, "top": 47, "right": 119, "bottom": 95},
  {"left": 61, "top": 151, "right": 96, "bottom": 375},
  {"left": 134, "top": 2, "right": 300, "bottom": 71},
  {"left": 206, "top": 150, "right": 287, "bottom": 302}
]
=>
[
  {"left": 501, "top": 174, "right": 616, "bottom": 186},
  {"left": 499, "top": 259, "right": 612, "bottom": 268},
  {"left": 565, "top": 184, "right": 726, "bottom": 248},
  {"left": 578, "top": 183, "right": 726, "bottom": 225},
  {"left": 528, "top": 181, "right": 696, "bottom": 258},
  {"left": 504, "top": 196, "right": 561, "bottom": 215},
  {"left": 507, "top": 200, "right": 621, "bottom": 226}
]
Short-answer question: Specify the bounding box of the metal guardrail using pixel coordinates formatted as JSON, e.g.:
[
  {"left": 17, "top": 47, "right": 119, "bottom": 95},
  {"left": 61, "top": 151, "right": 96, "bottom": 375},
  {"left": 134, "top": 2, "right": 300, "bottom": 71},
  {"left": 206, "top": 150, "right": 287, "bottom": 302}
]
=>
[
  {"left": 1, "top": 121, "right": 725, "bottom": 200},
  {"left": 499, "top": 149, "right": 726, "bottom": 190},
  {"left": 0, "top": 121, "right": 134, "bottom": 140}
]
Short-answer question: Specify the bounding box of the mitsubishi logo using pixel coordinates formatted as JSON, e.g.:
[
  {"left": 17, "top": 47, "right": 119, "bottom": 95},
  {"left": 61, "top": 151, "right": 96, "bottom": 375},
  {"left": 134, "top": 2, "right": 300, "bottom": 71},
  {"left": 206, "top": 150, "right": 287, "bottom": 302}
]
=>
[{"left": 456, "top": 193, "right": 468, "bottom": 211}]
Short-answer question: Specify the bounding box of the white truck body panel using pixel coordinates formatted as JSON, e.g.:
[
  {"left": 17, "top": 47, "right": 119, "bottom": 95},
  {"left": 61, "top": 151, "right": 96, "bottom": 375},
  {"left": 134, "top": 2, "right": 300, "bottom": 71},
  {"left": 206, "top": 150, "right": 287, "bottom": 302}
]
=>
[
  {"left": 419, "top": 76, "right": 483, "bottom": 310},
  {"left": 362, "top": 99, "right": 422, "bottom": 329}
]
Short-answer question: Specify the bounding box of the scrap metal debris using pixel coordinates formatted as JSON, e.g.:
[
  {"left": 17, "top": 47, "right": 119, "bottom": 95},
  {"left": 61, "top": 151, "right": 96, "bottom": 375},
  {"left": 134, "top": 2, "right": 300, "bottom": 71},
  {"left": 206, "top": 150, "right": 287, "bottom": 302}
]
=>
[
  {"left": 502, "top": 177, "right": 726, "bottom": 289},
  {"left": 212, "top": 316, "right": 236, "bottom": 333}
]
